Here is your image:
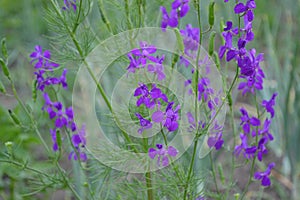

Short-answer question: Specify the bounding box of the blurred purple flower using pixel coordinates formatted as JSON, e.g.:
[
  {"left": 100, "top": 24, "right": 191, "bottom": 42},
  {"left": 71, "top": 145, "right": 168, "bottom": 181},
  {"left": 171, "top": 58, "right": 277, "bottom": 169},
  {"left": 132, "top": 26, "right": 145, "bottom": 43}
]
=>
[
  {"left": 207, "top": 123, "right": 224, "bottom": 150},
  {"left": 148, "top": 144, "right": 178, "bottom": 167},
  {"left": 262, "top": 92, "right": 278, "bottom": 118},
  {"left": 30, "top": 45, "right": 59, "bottom": 70},
  {"left": 135, "top": 113, "right": 153, "bottom": 134},
  {"left": 147, "top": 55, "right": 166, "bottom": 81},
  {"left": 240, "top": 107, "right": 260, "bottom": 134},
  {"left": 63, "top": 0, "right": 77, "bottom": 11},
  {"left": 198, "top": 77, "right": 214, "bottom": 102},
  {"left": 160, "top": 6, "right": 178, "bottom": 30},
  {"left": 254, "top": 162, "right": 275, "bottom": 187},
  {"left": 172, "top": 0, "right": 190, "bottom": 17}
]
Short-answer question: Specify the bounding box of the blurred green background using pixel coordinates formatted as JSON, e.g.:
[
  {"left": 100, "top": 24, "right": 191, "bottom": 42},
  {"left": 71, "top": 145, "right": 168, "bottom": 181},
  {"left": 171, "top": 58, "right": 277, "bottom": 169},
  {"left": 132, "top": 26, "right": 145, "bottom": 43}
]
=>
[{"left": 0, "top": 0, "right": 299, "bottom": 199}]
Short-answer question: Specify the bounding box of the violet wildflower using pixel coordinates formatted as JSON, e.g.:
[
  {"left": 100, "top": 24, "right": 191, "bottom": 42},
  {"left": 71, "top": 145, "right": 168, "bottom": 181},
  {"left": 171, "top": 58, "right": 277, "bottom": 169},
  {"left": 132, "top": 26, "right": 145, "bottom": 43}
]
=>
[
  {"left": 160, "top": 6, "right": 178, "bottom": 30},
  {"left": 234, "top": 133, "right": 256, "bottom": 159},
  {"left": 148, "top": 144, "right": 178, "bottom": 167},
  {"left": 50, "top": 128, "right": 59, "bottom": 151},
  {"left": 218, "top": 21, "right": 239, "bottom": 61},
  {"left": 262, "top": 92, "right": 278, "bottom": 118},
  {"left": 172, "top": 0, "right": 190, "bottom": 18},
  {"left": 207, "top": 123, "right": 224, "bottom": 150},
  {"left": 30, "top": 45, "right": 59, "bottom": 70},
  {"left": 135, "top": 113, "right": 153, "bottom": 134},
  {"left": 147, "top": 55, "right": 166, "bottom": 81},
  {"left": 240, "top": 107, "right": 260, "bottom": 134},
  {"left": 254, "top": 162, "right": 275, "bottom": 187},
  {"left": 134, "top": 83, "right": 168, "bottom": 109},
  {"left": 69, "top": 125, "right": 87, "bottom": 161},
  {"left": 164, "top": 102, "right": 180, "bottom": 132},
  {"left": 197, "top": 77, "right": 214, "bottom": 102},
  {"left": 186, "top": 112, "right": 196, "bottom": 130},
  {"left": 234, "top": 0, "right": 256, "bottom": 22},
  {"left": 62, "top": 0, "right": 77, "bottom": 11},
  {"left": 127, "top": 53, "right": 141, "bottom": 73},
  {"left": 258, "top": 118, "right": 274, "bottom": 141},
  {"left": 131, "top": 41, "right": 157, "bottom": 66},
  {"left": 180, "top": 24, "right": 200, "bottom": 52},
  {"left": 257, "top": 137, "right": 268, "bottom": 161}
]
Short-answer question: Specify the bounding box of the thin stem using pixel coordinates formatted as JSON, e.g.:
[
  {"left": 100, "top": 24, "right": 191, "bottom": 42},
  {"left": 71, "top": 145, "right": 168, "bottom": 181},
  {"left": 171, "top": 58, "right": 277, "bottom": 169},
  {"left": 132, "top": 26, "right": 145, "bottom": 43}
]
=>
[
  {"left": 145, "top": 171, "right": 154, "bottom": 200},
  {"left": 124, "top": 0, "right": 133, "bottom": 30},
  {"left": 183, "top": 137, "right": 199, "bottom": 200},
  {"left": 183, "top": 1, "right": 202, "bottom": 199},
  {"left": 97, "top": 0, "right": 113, "bottom": 34},
  {"left": 209, "top": 151, "right": 219, "bottom": 193},
  {"left": 72, "top": 0, "right": 83, "bottom": 33},
  {"left": 9, "top": 79, "right": 50, "bottom": 153}
]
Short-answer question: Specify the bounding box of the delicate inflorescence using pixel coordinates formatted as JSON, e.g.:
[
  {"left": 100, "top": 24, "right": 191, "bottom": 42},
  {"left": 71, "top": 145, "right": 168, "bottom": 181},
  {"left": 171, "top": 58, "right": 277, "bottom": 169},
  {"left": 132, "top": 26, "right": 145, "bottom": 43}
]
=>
[
  {"left": 221, "top": 0, "right": 278, "bottom": 187},
  {"left": 30, "top": 45, "right": 87, "bottom": 161}
]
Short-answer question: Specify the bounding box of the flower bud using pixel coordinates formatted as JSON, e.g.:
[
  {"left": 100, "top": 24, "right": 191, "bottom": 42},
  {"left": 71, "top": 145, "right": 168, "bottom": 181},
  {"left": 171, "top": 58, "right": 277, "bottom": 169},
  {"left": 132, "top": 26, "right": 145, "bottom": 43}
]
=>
[
  {"left": 208, "top": 31, "right": 216, "bottom": 56},
  {"left": 1, "top": 38, "right": 8, "bottom": 60},
  {"left": 8, "top": 109, "right": 21, "bottom": 126},
  {"left": 0, "top": 58, "right": 10, "bottom": 79},
  {"left": 208, "top": 2, "right": 215, "bottom": 27}
]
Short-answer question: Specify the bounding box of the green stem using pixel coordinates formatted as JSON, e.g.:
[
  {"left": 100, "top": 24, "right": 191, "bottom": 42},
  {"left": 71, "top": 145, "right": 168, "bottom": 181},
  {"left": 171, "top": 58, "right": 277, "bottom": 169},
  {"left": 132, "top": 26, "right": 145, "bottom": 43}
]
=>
[
  {"left": 209, "top": 151, "right": 219, "bottom": 193},
  {"left": 145, "top": 171, "right": 154, "bottom": 200},
  {"left": 124, "top": 0, "right": 133, "bottom": 30},
  {"left": 183, "top": 137, "right": 199, "bottom": 200},
  {"left": 72, "top": 0, "right": 83, "bottom": 33},
  {"left": 97, "top": 0, "right": 113, "bottom": 34}
]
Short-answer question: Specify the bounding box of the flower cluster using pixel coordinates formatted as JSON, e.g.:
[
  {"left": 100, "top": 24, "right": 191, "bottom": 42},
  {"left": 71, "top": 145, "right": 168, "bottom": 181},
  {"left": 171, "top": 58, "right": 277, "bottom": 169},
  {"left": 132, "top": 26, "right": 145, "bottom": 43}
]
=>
[
  {"left": 148, "top": 144, "right": 178, "bottom": 167},
  {"left": 127, "top": 41, "right": 166, "bottom": 81},
  {"left": 160, "top": 0, "right": 190, "bottom": 30},
  {"left": 221, "top": 0, "right": 277, "bottom": 187},
  {"left": 179, "top": 24, "right": 200, "bottom": 68},
  {"left": 134, "top": 83, "right": 180, "bottom": 133},
  {"left": 30, "top": 45, "right": 87, "bottom": 161},
  {"left": 220, "top": 0, "right": 264, "bottom": 95},
  {"left": 234, "top": 93, "right": 277, "bottom": 186}
]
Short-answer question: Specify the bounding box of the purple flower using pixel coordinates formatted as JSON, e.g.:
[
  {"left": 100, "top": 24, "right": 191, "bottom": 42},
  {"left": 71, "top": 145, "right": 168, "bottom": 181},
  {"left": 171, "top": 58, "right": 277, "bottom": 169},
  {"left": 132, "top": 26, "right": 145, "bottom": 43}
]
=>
[
  {"left": 30, "top": 45, "right": 59, "bottom": 70},
  {"left": 68, "top": 149, "right": 87, "bottom": 161},
  {"left": 187, "top": 112, "right": 196, "bottom": 130},
  {"left": 134, "top": 83, "right": 168, "bottom": 109},
  {"left": 160, "top": 6, "right": 178, "bottom": 30},
  {"left": 262, "top": 93, "right": 278, "bottom": 118},
  {"left": 69, "top": 125, "right": 87, "bottom": 161},
  {"left": 172, "top": 0, "right": 190, "bottom": 18},
  {"left": 219, "top": 21, "right": 239, "bottom": 60},
  {"left": 148, "top": 144, "right": 178, "bottom": 167},
  {"left": 131, "top": 41, "right": 157, "bottom": 66},
  {"left": 207, "top": 123, "right": 224, "bottom": 150},
  {"left": 127, "top": 53, "right": 141, "bottom": 73},
  {"left": 180, "top": 24, "right": 200, "bottom": 53},
  {"left": 240, "top": 107, "right": 260, "bottom": 134},
  {"left": 71, "top": 125, "right": 86, "bottom": 148},
  {"left": 135, "top": 113, "right": 152, "bottom": 134},
  {"left": 234, "top": 133, "right": 257, "bottom": 159},
  {"left": 254, "top": 162, "right": 275, "bottom": 187},
  {"left": 63, "top": 0, "right": 77, "bottom": 11},
  {"left": 164, "top": 102, "right": 180, "bottom": 132},
  {"left": 50, "top": 129, "right": 59, "bottom": 151},
  {"left": 258, "top": 118, "right": 274, "bottom": 141},
  {"left": 198, "top": 77, "right": 214, "bottom": 102},
  {"left": 42, "top": 93, "right": 76, "bottom": 130},
  {"left": 257, "top": 136, "right": 268, "bottom": 161},
  {"left": 147, "top": 55, "right": 166, "bottom": 81},
  {"left": 234, "top": 0, "right": 256, "bottom": 22}
]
